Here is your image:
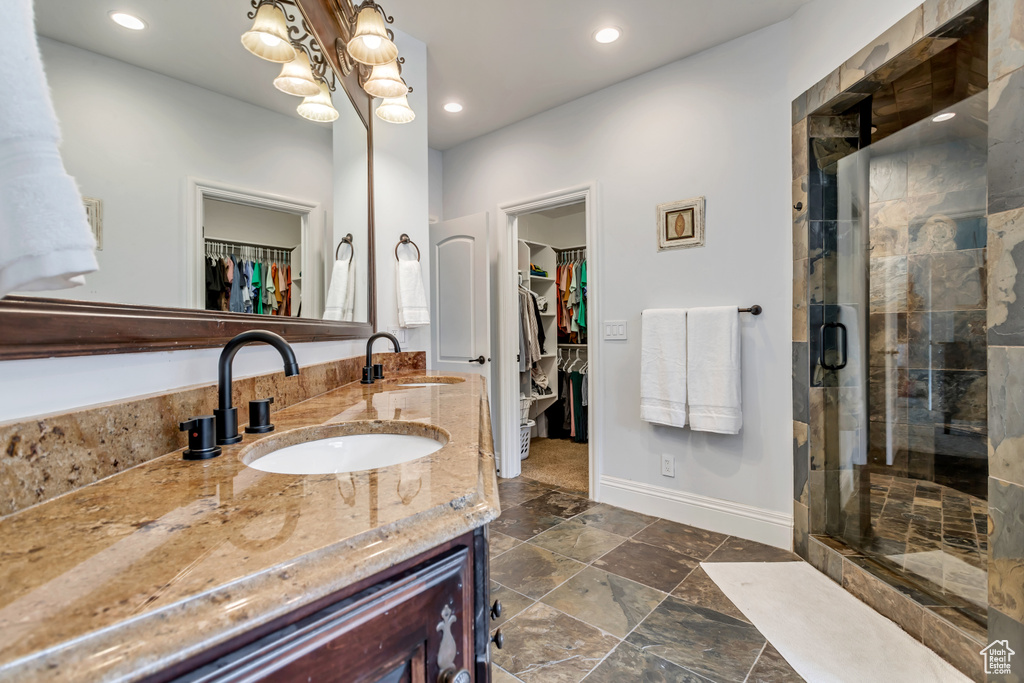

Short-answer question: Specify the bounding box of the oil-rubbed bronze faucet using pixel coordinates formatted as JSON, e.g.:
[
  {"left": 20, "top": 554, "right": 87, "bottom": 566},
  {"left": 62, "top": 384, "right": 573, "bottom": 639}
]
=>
[
  {"left": 362, "top": 332, "right": 401, "bottom": 384},
  {"left": 215, "top": 330, "right": 299, "bottom": 445}
]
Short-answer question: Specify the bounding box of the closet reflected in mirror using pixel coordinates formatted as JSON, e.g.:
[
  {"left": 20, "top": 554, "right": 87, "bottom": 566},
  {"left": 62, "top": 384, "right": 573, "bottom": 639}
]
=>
[{"left": 20, "top": 0, "right": 371, "bottom": 323}]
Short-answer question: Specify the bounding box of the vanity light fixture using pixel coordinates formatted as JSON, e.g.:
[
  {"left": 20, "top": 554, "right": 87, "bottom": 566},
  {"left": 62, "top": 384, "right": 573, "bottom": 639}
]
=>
[
  {"left": 347, "top": 5, "right": 399, "bottom": 66},
  {"left": 375, "top": 91, "right": 415, "bottom": 124},
  {"left": 594, "top": 27, "right": 621, "bottom": 44},
  {"left": 274, "top": 51, "right": 320, "bottom": 97},
  {"left": 297, "top": 80, "right": 340, "bottom": 122},
  {"left": 241, "top": 3, "right": 296, "bottom": 62},
  {"left": 932, "top": 112, "right": 956, "bottom": 122},
  {"left": 109, "top": 11, "right": 146, "bottom": 30},
  {"left": 443, "top": 102, "right": 463, "bottom": 113},
  {"left": 362, "top": 59, "right": 409, "bottom": 98}
]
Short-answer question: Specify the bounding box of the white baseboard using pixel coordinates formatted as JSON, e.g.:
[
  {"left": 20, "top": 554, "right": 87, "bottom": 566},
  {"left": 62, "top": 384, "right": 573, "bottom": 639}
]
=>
[{"left": 599, "top": 476, "right": 793, "bottom": 550}]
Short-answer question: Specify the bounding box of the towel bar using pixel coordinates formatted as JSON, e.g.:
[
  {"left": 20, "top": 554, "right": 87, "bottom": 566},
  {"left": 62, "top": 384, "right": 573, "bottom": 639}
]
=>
[
  {"left": 395, "top": 233, "right": 421, "bottom": 261},
  {"left": 738, "top": 305, "right": 762, "bottom": 315}
]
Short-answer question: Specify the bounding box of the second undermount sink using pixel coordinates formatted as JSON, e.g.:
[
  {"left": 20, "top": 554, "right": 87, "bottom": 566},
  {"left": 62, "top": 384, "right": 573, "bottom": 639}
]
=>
[{"left": 240, "top": 422, "right": 448, "bottom": 475}]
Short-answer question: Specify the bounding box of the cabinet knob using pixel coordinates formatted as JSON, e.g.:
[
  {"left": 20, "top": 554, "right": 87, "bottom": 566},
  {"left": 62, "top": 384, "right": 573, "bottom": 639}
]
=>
[
  {"left": 491, "top": 629, "right": 504, "bottom": 649},
  {"left": 438, "top": 669, "right": 471, "bottom": 683},
  {"left": 490, "top": 600, "right": 502, "bottom": 620}
]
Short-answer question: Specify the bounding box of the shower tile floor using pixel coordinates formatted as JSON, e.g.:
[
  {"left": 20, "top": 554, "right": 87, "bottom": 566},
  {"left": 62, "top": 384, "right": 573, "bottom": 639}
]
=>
[
  {"left": 490, "top": 476, "right": 805, "bottom": 682},
  {"left": 838, "top": 472, "right": 988, "bottom": 621}
]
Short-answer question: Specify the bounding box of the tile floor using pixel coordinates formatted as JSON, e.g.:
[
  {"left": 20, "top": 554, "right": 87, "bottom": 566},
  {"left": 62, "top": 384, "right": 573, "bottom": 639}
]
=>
[{"left": 489, "top": 476, "right": 806, "bottom": 683}]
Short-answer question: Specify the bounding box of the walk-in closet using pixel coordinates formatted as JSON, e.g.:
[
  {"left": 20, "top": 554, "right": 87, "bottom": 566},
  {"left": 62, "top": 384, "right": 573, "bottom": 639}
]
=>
[{"left": 516, "top": 202, "right": 589, "bottom": 493}]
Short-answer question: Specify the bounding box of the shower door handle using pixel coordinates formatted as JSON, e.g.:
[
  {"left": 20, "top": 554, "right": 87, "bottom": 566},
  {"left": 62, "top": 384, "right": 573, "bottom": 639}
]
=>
[{"left": 819, "top": 322, "right": 848, "bottom": 371}]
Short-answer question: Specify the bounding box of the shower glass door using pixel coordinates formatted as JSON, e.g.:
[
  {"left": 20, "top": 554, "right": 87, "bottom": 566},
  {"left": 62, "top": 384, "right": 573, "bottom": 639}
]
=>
[{"left": 827, "top": 92, "right": 988, "bottom": 624}]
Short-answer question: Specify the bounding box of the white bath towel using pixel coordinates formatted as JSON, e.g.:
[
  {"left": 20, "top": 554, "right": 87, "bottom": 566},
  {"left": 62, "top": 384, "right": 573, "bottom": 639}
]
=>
[
  {"left": 687, "top": 306, "right": 742, "bottom": 434},
  {"left": 0, "top": 0, "right": 97, "bottom": 298},
  {"left": 640, "top": 309, "right": 688, "bottom": 428},
  {"left": 396, "top": 259, "right": 429, "bottom": 327},
  {"left": 323, "top": 257, "right": 355, "bottom": 321}
]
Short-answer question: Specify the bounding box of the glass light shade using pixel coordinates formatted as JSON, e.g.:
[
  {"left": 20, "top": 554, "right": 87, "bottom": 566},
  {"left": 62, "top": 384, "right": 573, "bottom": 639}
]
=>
[
  {"left": 375, "top": 94, "right": 415, "bottom": 124},
  {"left": 274, "top": 52, "right": 319, "bottom": 97},
  {"left": 362, "top": 60, "right": 407, "bottom": 98},
  {"left": 297, "top": 81, "right": 339, "bottom": 122},
  {"left": 346, "top": 8, "right": 398, "bottom": 65},
  {"left": 241, "top": 4, "right": 296, "bottom": 62}
]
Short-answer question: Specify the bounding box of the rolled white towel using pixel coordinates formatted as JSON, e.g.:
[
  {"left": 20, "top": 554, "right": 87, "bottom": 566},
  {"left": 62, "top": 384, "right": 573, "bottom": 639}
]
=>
[
  {"left": 0, "top": 0, "right": 97, "bottom": 298},
  {"left": 396, "top": 259, "right": 429, "bottom": 327}
]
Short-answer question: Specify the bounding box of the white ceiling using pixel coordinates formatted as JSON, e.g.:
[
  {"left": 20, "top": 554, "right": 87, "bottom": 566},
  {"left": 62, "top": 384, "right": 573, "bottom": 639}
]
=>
[
  {"left": 34, "top": 0, "right": 314, "bottom": 122},
  {"left": 384, "top": 0, "right": 813, "bottom": 149}
]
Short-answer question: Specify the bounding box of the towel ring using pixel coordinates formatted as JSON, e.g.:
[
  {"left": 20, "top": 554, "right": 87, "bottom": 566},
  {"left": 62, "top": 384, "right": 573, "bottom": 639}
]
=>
[
  {"left": 395, "top": 233, "right": 420, "bottom": 262},
  {"left": 336, "top": 233, "right": 354, "bottom": 261}
]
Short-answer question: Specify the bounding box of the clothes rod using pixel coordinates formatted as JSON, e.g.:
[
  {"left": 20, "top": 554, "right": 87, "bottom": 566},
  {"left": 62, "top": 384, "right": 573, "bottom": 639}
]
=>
[
  {"left": 739, "top": 305, "right": 763, "bottom": 315},
  {"left": 205, "top": 237, "right": 297, "bottom": 252}
]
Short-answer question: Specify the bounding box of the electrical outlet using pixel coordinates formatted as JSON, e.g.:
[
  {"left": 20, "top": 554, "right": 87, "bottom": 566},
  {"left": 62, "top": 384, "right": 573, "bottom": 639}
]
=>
[
  {"left": 661, "top": 454, "right": 675, "bottom": 478},
  {"left": 604, "top": 320, "right": 627, "bottom": 340},
  {"left": 388, "top": 327, "right": 407, "bottom": 345}
]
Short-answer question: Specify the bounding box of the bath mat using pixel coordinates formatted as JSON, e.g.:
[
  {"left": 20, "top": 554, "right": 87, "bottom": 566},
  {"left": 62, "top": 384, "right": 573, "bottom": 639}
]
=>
[
  {"left": 520, "top": 438, "right": 588, "bottom": 492},
  {"left": 701, "top": 561, "right": 971, "bottom": 682}
]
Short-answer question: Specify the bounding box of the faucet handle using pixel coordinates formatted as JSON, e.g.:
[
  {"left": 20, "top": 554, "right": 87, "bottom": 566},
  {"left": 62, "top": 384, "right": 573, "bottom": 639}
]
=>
[
  {"left": 179, "top": 416, "right": 222, "bottom": 460},
  {"left": 245, "top": 397, "right": 275, "bottom": 434},
  {"left": 373, "top": 363, "right": 385, "bottom": 380}
]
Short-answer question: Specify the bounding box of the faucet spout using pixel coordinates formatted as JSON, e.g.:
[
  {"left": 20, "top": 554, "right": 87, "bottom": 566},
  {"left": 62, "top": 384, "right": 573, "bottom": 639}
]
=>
[
  {"left": 362, "top": 332, "right": 401, "bottom": 384},
  {"left": 215, "top": 330, "right": 299, "bottom": 444}
]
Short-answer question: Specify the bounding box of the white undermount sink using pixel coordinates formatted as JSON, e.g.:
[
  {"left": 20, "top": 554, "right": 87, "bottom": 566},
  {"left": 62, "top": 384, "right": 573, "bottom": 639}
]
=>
[{"left": 241, "top": 422, "right": 448, "bottom": 475}]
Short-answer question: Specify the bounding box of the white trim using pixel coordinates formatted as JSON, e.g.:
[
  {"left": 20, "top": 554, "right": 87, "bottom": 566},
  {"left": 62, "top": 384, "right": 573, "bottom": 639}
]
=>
[
  {"left": 185, "top": 177, "right": 324, "bottom": 316},
  {"left": 495, "top": 182, "right": 601, "bottom": 500},
  {"left": 600, "top": 475, "right": 794, "bottom": 549}
]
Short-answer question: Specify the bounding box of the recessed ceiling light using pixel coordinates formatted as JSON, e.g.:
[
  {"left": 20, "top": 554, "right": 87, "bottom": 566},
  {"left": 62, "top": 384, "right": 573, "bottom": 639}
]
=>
[
  {"left": 932, "top": 112, "right": 956, "bottom": 122},
  {"left": 444, "top": 102, "right": 463, "bottom": 113},
  {"left": 109, "top": 11, "right": 146, "bottom": 30},
  {"left": 594, "top": 27, "right": 621, "bottom": 44}
]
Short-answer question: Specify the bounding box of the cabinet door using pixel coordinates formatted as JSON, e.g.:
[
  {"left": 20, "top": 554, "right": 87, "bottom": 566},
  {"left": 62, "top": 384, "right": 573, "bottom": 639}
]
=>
[{"left": 183, "top": 548, "right": 474, "bottom": 683}]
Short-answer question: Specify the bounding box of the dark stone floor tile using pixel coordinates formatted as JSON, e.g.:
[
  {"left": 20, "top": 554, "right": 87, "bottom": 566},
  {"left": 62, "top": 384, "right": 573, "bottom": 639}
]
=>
[
  {"left": 573, "top": 503, "right": 658, "bottom": 537},
  {"left": 705, "top": 537, "right": 800, "bottom": 563},
  {"left": 492, "top": 666, "right": 522, "bottom": 683},
  {"left": 634, "top": 519, "right": 729, "bottom": 560},
  {"left": 583, "top": 642, "right": 706, "bottom": 683},
  {"left": 626, "top": 596, "right": 766, "bottom": 682},
  {"left": 498, "top": 480, "right": 552, "bottom": 507},
  {"left": 492, "top": 505, "right": 565, "bottom": 541},
  {"left": 519, "top": 490, "right": 600, "bottom": 519},
  {"left": 671, "top": 566, "right": 750, "bottom": 624},
  {"left": 593, "top": 539, "right": 699, "bottom": 593},
  {"left": 490, "top": 543, "right": 585, "bottom": 600},
  {"left": 530, "top": 519, "right": 626, "bottom": 563},
  {"left": 542, "top": 566, "right": 665, "bottom": 638},
  {"left": 490, "top": 581, "right": 535, "bottom": 631},
  {"left": 490, "top": 531, "right": 522, "bottom": 560},
  {"left": 492, "top": 602, "right": 618, "bottom": 683},
  {"left": 746, "top": 643, "right": 805, "bottom": 682}
]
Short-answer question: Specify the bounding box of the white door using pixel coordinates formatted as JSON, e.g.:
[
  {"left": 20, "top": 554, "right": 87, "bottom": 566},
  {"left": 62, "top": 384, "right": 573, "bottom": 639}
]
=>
[{"left": 429, "top": 213, "right": 489, "bottom": 376}]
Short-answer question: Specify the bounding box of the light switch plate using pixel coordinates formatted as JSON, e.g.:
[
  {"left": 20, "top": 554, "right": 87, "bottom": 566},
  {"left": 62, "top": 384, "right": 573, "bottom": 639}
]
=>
[
  {"left": 661, "top": 454, "right": 675, "bottom": 478},
  {"left": 604, "top": 320, "right": 627, "bottom": 340}
]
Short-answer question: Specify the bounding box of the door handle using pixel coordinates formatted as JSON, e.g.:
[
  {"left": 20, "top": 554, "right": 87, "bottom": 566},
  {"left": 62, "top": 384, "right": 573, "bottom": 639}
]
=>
[
  {"left": 818, "top": 322, "right": 848, "bottom": 371},
  {"left": 468, "top": 356, "right": 488, "bottom": 364}
]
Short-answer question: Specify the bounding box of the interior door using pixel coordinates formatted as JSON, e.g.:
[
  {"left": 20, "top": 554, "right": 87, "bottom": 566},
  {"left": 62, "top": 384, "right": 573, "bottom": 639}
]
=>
[{"left": 429, "top": 213, "right": 490, "bottom": 376}]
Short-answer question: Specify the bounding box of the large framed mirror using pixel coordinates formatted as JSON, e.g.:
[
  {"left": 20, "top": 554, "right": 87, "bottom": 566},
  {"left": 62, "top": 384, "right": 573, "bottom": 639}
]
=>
[{"left": 0, "top": 0, "right": 376, "bottom": 359}]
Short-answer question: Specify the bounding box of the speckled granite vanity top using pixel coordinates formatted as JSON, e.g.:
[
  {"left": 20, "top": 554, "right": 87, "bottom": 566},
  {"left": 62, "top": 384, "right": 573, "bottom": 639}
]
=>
[{"left": 0, "top": 371, "right": 499, "bottom": 682}]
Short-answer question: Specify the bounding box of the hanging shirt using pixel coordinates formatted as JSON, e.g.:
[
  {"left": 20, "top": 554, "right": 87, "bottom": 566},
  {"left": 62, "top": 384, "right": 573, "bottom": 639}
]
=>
[
  {"left": 252, "top": 262, "right": 262, "bottom": 315},
  {"left": 241, "top": 260, "right": 253, "bottom": 314},
  {"left": 228, "top": 255, "right": 244, "bottom": 313}
]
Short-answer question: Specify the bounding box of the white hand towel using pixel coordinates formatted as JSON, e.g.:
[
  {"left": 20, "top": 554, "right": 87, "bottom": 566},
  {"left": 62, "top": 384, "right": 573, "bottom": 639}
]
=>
[
  {"left": 687, "top": 306, "right": 742, "bottom": 434},
  {"left": 641, "top": 309, "right": 688, "bottom": 428},
  {"left": 323, "top": 258, "right": 355, "bottom": 321},
  {"left": 0, "top": 0, "right": 98, "bottom": 298},
  {"left": 396, "top": 259, "right": 430, "bottom": 327}
]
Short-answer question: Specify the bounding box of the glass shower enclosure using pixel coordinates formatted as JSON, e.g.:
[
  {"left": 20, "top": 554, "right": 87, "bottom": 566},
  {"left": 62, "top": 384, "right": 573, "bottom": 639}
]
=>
[{"left": 824, "top": 91, "right": 988, "bottom": 625}]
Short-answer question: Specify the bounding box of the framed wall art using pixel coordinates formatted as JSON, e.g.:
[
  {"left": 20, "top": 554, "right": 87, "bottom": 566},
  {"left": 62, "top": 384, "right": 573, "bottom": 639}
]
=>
[{"left": 656, "top": 196, "right": 705, "bottom": 251}]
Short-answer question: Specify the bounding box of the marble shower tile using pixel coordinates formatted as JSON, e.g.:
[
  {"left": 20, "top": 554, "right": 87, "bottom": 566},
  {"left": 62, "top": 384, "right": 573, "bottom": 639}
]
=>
[
  {"left": 869, "top": 312, "right": 908, "bottom": 367},
  {"left": 794, "top": 420, "right": 809, "bottom": 505},
  {"left": 491, "top": 505, "right": 566, "bottom": 541},
  {"left": 988, "top": 607, "right": 1024, "bottom": 683},
  {"left": 870, "top": 154, "right": 909, "bottom": 203},
  {"left": 572, "top": 503, "right": 657, "bottom": 537},
  {"left": 794, "top": 259, "right": 809, "bottom": 342},
  {"left": 593, "top": 539, "right": 699, "bottom": 593},
  {"left": 989, "top": 0, "right": 1024, "bottom": 81},
  {"left": 907, "top": 310, "right": 987, "bottom": 370},
  {"left": 671, "top": 566, "right": 750, "bottom": 623},
  {"left": 923, "top": 0, "right": 984, "bottom": 35},
  {"left": 988, "top": 208, "right": 1024, "bottom": 345},
  {"left": 626, "top": 596, "right": 766, "bottom": 682},
  {"left": 808, "top": 388, "right": 827, "bottom": 470},
  {"left": 909, "top": 216, "right": 987, "bottom": 254},
  {"left": 921, "top": 608, "right": 985, "bottom": 681},
  {"left": 792, "top": 94, "right": 807, "bottom": 125},
  {"left": 794, "top": 178, "right": 809, "bottom": 260},
  {"left": 542, "top": 567, "right": 665, "bottom": 638},
  {"left": 870, "top": 199, "right": 909, "bottom": 257},
  {"left": 906, "top": 369, "right": 987, "bottom": 427},
  {"left": 907, "top": 250, "right": 987, "bottom": 312},
  {"left": 907, "top": 141, "right": 987, "bottom": 198},
  {"left": 530, "top": 519, "right": 626, "bottom": 563},
  {"left": 807, "top": 68, "right": 841, "bottom": 113},
  {"left": 793, "top": 342, "right": 809, "bottom": 422},
  {"left": 808, "top": 537, "right": 844, "bottom": 584},
  {"left": 794, "top": 501, "right": 809, "bottom": 559},
  {"left": 989, "top": 68, "right": 1024, "bottom": 214},
  {"left": 584, "top": 642, "right": 703, "bottom": 683},
  {"left": 990, "top": 347, "right": 1024, "bottom": 487},
  {"left": 489, "top": 543, "right": 585, "bottom": 599},
  {"left": 840, "top": 8, "right": 924, "bottom": 91},
  {"left": 870, "top": 256, "right": 909, "bottom": 312},
  {"left": 842, "top": 558, "right": 926, "bottom": 639},
  {"left": 519, "top": 491, "right": 598, "bottom": 519},
  {"left": 989, "top": 478, "right": 1024, "bottom": 624},
  {"left": 634, "top": 519, "right": 729, "bottom": 561},
  {"left": 793, "top": 121, "right": 809, "bottom": 180},
  {"left": 491, "top": 602, "right": 618, "bottom": 683}
]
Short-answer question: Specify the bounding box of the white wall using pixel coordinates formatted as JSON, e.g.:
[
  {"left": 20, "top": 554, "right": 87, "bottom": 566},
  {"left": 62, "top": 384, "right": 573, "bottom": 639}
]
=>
[
  {"left": 441, "top": 0, "right": 921, "bottom": 544},
  {"left": 429, "top": 147, "right": 443, "bottom": 222},
  {"left": 519, "top": 209, "right": 586, "bottom": 249},
  {"left": 0, "top": 32, "right": 431, "bottom": 423},
  {"left": 203, "top": 200, "right": 302, "bottom": 247}
]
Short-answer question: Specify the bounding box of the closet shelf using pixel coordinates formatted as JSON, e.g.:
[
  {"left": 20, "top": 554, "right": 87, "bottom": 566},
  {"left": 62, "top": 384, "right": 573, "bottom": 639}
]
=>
[
  {"left": 530, "top": 275, "right": 554, "bottom": 281},
  {"left": 559, "top": 343, "right": 588, "bottom": 348}
]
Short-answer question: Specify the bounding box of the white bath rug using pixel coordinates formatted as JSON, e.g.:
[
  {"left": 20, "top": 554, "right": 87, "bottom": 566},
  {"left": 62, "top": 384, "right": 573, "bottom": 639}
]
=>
[{"left": 700, "top": 561, "right": 972, "bottom": 683}]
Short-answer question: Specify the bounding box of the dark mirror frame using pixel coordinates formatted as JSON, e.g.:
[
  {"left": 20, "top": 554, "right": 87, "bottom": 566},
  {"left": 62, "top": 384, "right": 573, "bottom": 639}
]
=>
[{"left": 0, "top": 0, "right": 376, "bottom": 361}]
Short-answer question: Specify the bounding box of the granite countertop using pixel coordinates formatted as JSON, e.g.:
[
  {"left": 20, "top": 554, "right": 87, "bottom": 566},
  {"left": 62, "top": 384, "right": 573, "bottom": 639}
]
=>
[{"left": 0, "top": 370, "right": 500, "bottom": 682}]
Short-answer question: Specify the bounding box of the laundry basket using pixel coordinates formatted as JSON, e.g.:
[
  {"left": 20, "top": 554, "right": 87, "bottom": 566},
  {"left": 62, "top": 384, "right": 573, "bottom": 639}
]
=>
[{"left": 520, "top": 420, "right": 535, "bottom": 460}]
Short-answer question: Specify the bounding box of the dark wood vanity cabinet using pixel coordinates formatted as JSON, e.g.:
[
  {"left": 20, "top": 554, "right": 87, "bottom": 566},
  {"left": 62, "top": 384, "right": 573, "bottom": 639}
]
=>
[{"left": 161, "top": 529, "right": 491, "bottom": 683}]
